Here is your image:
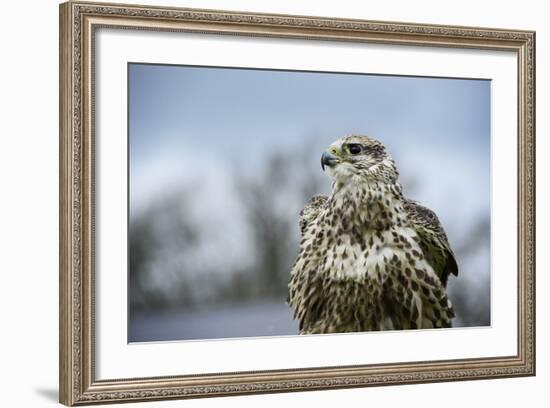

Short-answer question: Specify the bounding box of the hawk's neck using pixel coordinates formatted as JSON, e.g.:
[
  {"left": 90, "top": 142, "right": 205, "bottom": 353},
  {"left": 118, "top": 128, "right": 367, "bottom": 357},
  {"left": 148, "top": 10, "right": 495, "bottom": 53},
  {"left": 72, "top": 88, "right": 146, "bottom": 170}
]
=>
[{"left": 329, "top": 179, "right": 406, "bottom": 230}]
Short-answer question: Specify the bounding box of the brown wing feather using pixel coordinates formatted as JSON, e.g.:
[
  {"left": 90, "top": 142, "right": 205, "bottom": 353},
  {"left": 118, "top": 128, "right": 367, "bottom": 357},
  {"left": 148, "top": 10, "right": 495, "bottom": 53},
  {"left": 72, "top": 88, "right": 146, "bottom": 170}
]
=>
[
  {"left": 404, "top": 199, "right": 458, "bottom": 287},
  {"left": 298, "top": 195, "right": 328, "bottom": 235},
  {"left": 287, "top": 195, "right": 328, "bottom": 309}
]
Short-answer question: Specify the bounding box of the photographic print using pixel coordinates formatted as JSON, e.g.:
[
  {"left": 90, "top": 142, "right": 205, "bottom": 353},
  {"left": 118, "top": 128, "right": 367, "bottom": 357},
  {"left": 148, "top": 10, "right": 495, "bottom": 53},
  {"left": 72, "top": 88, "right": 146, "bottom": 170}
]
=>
[{"left": 128, "top": 64, "right": 490, "bottom": 342}]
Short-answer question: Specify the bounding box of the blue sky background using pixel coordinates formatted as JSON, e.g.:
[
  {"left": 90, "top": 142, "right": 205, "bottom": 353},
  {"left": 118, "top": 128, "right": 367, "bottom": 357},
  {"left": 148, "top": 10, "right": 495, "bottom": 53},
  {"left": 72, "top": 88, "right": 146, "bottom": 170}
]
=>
[
  {"left": 129, "top": 64, "right": 490, "bottom": 217},
  {"left": 128, "top": 63, "right": 491, "bottom": 339}
]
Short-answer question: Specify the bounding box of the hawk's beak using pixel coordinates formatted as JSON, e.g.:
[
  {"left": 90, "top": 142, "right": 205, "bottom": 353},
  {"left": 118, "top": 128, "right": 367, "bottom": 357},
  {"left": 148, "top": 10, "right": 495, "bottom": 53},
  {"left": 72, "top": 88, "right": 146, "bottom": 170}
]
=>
[{"left": 321, "top": 151, "right": 338, "bottom": 171}]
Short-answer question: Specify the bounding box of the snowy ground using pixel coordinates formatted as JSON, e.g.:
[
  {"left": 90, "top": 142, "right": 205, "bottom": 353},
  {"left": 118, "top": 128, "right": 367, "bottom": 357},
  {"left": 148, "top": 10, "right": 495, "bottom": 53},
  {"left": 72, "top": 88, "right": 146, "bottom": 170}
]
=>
[{"left": 129, "top": 301, "right": 299, "bottom": 342}]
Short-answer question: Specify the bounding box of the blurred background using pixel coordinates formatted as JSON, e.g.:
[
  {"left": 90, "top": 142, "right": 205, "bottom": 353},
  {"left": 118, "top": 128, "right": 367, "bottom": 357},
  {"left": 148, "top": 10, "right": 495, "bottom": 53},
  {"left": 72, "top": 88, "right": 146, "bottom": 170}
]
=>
[{"left": 128, "top": 63, "right": 491, "bottom": 342}]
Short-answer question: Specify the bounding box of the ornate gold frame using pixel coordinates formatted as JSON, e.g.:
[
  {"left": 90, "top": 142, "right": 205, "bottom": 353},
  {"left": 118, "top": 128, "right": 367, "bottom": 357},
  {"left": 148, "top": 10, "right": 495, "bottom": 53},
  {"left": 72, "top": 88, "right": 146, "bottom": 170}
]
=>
[{"left": 59, "top": 1, "right": 536, "bottom": 405}]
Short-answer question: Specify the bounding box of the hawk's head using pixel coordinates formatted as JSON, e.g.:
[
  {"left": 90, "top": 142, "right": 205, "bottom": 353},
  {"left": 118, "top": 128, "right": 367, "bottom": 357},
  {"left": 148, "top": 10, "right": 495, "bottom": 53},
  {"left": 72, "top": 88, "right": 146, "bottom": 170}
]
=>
[{"left": 321, "top": 135, "right": 398, "bottom": 184}]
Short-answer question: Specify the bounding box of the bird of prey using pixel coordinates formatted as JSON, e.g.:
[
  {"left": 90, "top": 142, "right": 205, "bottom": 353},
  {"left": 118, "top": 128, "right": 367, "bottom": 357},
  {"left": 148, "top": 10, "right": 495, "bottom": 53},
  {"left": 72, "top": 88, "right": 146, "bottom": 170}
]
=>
[{"left": 288, "top": 135, "right": 458, "bottom": 334}]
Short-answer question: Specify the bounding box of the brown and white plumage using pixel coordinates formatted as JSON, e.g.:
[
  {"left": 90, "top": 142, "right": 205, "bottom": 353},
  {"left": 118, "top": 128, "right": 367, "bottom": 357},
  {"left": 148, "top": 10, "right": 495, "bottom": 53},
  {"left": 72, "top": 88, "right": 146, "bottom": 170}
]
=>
[{"left": 288, "top": 135, "right": 458, "bottom": 334}]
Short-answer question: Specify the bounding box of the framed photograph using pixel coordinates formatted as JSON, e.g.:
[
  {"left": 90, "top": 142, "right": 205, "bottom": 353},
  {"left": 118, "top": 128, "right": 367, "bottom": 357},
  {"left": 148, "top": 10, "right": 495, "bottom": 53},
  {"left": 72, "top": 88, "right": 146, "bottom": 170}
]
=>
[{"left": 59, "top": 1, "right": 536, "bottom": 405}]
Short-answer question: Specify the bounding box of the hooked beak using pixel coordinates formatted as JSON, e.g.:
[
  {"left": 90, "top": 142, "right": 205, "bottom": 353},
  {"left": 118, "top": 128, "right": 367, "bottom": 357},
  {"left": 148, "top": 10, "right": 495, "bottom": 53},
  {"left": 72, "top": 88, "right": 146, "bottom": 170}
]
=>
[{"left": 321, "top": 151, "right": 338, "bottom": 171}]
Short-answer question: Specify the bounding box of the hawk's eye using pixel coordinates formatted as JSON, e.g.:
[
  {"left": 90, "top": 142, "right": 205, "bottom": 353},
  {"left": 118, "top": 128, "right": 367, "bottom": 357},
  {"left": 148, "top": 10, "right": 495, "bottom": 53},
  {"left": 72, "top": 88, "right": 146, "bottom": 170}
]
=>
[{"left": 347, "top": 144, "right": 362, "bottom": 155}]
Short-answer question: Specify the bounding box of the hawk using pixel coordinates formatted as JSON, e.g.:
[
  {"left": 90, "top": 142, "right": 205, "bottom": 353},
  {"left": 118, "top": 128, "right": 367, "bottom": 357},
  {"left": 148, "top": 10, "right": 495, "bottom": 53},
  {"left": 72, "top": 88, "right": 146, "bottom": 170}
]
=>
[{"left": 288, "top": 135, "right": 458, "bottom": 334}]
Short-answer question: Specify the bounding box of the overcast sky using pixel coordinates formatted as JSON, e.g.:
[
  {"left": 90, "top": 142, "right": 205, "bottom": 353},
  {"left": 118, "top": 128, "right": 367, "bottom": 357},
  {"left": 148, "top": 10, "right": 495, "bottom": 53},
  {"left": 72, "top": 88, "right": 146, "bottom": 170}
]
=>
[{"left": 129, "top": 63, "right": 490, "bottom": 228}]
